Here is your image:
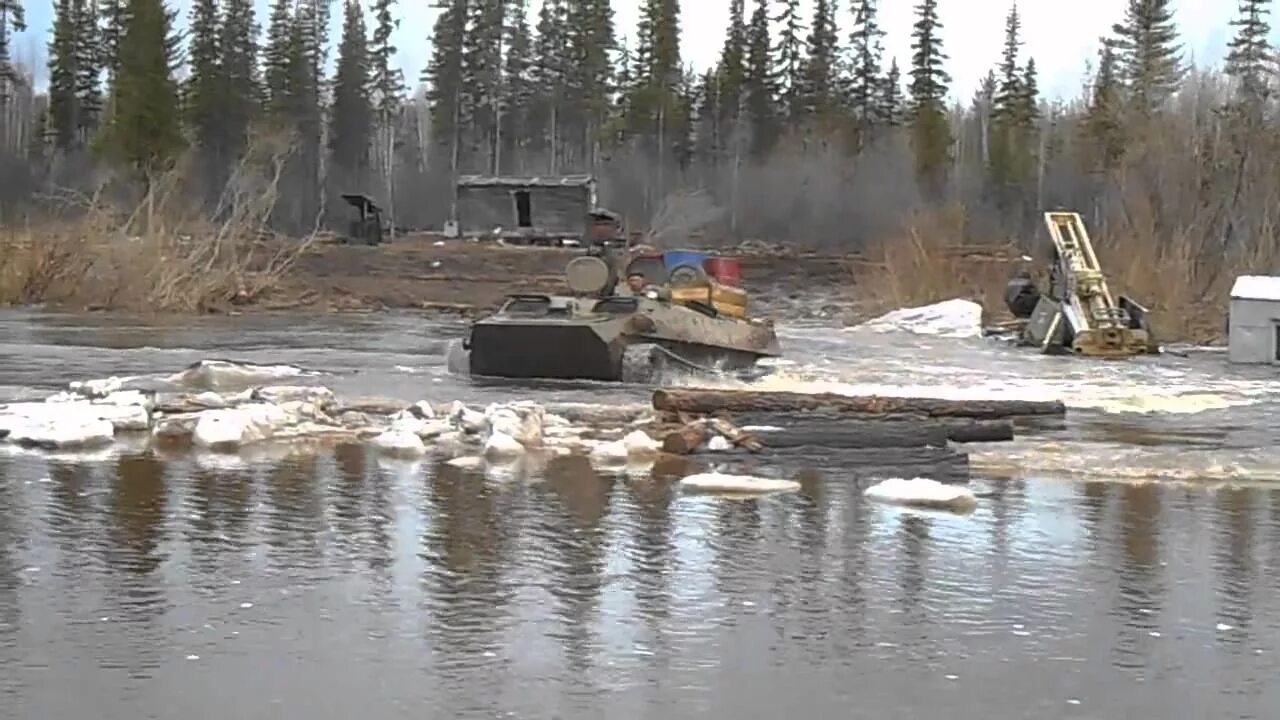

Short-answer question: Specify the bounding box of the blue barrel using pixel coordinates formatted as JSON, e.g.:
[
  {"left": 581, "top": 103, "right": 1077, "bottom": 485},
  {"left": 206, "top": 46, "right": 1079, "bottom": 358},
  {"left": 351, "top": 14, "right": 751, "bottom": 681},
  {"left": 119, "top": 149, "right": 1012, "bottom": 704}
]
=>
[{"left": 662, "top": 249, "right": 709, "bottom": 271}]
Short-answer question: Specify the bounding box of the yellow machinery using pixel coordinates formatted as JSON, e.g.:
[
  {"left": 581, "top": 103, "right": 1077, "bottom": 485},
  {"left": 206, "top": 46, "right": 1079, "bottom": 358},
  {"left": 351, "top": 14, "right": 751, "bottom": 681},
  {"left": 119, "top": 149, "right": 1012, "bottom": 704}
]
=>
[
  {"left": 670, "top": 282, "right": 748, "bottom": 319},
  {"left": 1020, "top": 211, "right": 1156, "bottom": 357}
]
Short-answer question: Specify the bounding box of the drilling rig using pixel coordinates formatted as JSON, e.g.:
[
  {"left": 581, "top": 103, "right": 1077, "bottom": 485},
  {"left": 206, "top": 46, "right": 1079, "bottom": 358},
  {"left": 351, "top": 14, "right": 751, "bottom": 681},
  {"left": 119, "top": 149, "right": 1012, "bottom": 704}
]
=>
[{"left": 1012, "top": 211, "right": 1157, "bottom": 357}]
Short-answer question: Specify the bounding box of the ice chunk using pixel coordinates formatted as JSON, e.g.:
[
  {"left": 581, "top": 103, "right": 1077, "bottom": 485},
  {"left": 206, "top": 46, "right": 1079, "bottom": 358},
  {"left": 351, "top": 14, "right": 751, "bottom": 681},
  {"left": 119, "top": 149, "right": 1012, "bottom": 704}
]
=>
[
  {"left": 8, "top": 414, "right": 115, "bottom": 449},
  {"left": 852, "top": 298, "right": 984, "bottom": 339},
  {"left": 484, "top": 402, "right": 544, "bottom": 448},
  {"left": 621, "top": 430, "right": 661, "bottom": 457},
  {"left": 589, "top": 439, "right": 630, "bottom": 464},
  {"left": 706, "top": 435, "right": 733, "bottom": 452},
  {"left": 252, "top": 385, "right": 335, "bottom": 407},
  {"left": 1, "top": 399, "right": 145, "bottom": 440},
  {"left": 446, "top": 456, "right": 485, "bottom": 469},
  {"left": 165, "top": 359, "right": 316, "bottom": 391},
  {"left": 680, "top": 472, "right": 801, "bottom": 494},
  {"left": 448, "top": 401, "right": 487, "bottom": 434},
  {"left": 483, "top": 431, "right": 525, "bottom": 458},
  {"left": 371, "top": 429, "right": 427, "bottom": 457},
  {"left": 191, "top": 403, "right": 293, "bottom": 448},
  {"left": 863, "top": 477, "right": 977, "bottom": 512}
]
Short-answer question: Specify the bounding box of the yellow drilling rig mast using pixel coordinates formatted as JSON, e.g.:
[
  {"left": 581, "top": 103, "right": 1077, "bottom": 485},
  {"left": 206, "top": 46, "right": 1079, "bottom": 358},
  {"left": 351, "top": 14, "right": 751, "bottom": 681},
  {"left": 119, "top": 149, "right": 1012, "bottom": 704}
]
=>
[{"left": 1014, "top": 211, "right": 1157, "bottom": 357}]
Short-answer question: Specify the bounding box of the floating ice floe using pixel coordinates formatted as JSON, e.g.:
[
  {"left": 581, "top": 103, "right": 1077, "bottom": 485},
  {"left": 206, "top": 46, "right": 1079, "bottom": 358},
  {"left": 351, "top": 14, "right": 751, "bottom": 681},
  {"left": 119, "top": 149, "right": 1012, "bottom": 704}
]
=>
[
  {"left": 164, "top": 359, "right": 318, "bottom": 391},
  {"left": 863, "top": 477, "right": 977, "bottom": 513},
  {"left": 679, "top": 472, "right": 801, "bottom": 495},
  {"left": 851, "top": 298, "right": 984, "bottom": 339}
]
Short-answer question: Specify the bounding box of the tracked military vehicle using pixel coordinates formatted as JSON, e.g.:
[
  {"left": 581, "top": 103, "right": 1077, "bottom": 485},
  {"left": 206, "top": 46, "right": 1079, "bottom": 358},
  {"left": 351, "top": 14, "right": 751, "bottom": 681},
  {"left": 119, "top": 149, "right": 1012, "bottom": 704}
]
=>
[{"left": 454, "top": 241, "right": 782, "bottom": 382}]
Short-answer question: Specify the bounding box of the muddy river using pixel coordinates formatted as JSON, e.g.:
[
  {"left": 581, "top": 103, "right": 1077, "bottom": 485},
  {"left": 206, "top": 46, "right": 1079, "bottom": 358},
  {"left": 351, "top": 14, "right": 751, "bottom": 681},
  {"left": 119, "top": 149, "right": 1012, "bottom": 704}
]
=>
[{"left": 2, "top": 308, "right": 1280, "bottom": 718}]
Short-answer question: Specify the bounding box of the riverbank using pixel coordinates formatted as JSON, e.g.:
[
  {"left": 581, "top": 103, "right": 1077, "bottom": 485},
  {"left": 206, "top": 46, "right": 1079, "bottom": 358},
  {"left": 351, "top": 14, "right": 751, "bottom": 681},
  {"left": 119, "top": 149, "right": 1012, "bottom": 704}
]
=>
[
  {"left": 266, "top": 234, "right": 862, "bottom": 320},
  {"left": 1, "top": 224, "right": 1231, "bottom": 343}
]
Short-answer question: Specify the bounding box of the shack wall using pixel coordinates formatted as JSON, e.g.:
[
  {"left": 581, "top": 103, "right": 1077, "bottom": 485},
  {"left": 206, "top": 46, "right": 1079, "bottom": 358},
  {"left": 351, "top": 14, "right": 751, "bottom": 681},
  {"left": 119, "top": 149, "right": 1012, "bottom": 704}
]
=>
[
  {"left": 1228, "top": 297, "right": 1280, "bottom": 363},
  {"left": 456, "top": 185, "right": 590, "bottom": 235}
]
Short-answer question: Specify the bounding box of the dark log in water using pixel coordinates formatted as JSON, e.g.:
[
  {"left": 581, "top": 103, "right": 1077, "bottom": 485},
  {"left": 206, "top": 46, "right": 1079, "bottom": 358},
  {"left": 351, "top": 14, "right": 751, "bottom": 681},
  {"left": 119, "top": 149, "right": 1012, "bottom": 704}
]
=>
[
  {"left": 739, "top": 415, "right": 1015, "bottom": 444},
  {"left": 652, "top": 388, "right": 1065, "bottom": 419},
  {"left": 763, "top": 446, "right": 972, "bottom": 483}
]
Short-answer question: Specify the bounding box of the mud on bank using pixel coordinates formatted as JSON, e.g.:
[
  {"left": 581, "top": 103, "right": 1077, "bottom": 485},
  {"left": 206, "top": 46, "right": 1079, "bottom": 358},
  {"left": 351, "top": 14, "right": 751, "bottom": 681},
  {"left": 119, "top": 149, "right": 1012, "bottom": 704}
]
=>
[{"left": 266, "top": 234, "right": 860, "bottom": 320}]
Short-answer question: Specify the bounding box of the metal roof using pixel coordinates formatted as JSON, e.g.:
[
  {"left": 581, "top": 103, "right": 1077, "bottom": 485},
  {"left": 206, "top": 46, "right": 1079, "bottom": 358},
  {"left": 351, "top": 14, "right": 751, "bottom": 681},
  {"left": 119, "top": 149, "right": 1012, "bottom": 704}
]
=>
[
  {"left": 1230, "top": 275, "right": 1280, "bottom": 301},
  {"left": 456, "top": 174, "right": 596, "bottom": 188}
]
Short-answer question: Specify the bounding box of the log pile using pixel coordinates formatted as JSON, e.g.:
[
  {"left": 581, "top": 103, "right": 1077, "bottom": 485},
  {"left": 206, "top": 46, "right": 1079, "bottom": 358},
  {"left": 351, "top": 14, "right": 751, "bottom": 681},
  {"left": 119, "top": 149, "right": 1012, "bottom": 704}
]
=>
[{"left": 651, "top": 386, "right": 1065, "bottom": 482}]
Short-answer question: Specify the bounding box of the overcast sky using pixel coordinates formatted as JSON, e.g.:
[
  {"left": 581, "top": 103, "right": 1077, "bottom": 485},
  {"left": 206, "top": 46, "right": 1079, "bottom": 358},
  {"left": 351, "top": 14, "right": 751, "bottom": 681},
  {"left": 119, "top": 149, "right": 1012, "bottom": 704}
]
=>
[{"left": 11, "top": 0, "right": 1270, "bottom": 101}]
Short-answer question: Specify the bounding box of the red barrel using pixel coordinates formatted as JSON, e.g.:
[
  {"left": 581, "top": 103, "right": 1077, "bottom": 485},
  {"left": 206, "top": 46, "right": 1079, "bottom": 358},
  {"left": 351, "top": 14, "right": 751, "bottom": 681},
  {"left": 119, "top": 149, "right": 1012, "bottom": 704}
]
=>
[{"left": 703, "top": 256, "right": 742, "bottom": 286}]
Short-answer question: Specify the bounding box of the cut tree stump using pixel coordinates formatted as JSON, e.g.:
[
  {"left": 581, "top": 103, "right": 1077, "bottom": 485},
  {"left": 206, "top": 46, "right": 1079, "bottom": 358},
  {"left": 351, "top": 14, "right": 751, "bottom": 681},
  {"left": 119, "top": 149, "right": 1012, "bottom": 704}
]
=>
[{"left": 652, "top": 388, "right": 1064, "bottom": 419}]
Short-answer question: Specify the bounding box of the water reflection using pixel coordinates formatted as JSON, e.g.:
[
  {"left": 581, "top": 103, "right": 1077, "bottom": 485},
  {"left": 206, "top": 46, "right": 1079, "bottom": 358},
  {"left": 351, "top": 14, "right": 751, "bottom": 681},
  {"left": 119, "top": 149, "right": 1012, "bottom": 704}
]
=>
[
  {"left": 1215, "top": 487, "right": 1256, "bottom": 640},
  {"left": 0, "top": 443, "right": 1276, "bottom": 717},
  {"left": 541, "top": 456, "right": 612, "bottom": 686}
]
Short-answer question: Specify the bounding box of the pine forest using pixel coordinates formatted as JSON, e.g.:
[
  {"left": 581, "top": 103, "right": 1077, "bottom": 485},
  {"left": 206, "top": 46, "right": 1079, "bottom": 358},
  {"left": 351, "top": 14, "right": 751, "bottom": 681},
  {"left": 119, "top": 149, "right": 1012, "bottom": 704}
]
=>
[{"left": 0, "top": 0, "right": 1276, "bottom": 277}]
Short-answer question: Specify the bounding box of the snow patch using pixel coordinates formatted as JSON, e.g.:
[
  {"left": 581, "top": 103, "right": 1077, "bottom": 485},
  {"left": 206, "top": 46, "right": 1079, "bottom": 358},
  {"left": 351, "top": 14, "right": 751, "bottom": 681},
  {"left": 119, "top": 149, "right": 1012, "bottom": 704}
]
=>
[{"left": 851, "top": 299, "right": 984, "bottom": 339}]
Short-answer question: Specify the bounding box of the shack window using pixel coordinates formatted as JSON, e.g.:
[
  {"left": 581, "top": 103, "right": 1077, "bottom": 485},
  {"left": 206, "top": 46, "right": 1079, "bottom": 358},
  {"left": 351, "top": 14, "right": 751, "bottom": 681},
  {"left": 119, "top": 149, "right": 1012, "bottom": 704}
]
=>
[
  {"left": 514, "top": 191, "right": 532, "bottom": 227},
  {"left": 1274, "top": 323, "right": 1280, "bottom": 362}
]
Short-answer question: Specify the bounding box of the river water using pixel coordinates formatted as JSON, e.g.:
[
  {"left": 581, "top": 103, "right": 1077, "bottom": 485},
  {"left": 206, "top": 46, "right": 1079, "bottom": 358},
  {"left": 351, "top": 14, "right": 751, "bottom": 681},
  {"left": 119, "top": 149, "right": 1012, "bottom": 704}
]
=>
[{"left": 2, "top": 308, "right": 1280, "bottom": 719}]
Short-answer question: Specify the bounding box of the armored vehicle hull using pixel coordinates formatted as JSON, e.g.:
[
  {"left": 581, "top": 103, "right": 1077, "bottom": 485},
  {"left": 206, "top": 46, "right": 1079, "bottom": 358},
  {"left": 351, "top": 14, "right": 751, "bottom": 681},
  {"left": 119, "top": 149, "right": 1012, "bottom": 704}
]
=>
[{"left": 458, "top": 293, "right": 782, "bottom": 382}]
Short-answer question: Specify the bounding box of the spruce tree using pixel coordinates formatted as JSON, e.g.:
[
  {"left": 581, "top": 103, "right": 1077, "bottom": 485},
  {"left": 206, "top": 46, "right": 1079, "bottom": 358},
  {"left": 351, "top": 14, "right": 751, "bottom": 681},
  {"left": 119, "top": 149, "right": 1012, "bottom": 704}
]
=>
[
  {"left": 370, "top": 0, "right": 405, "bottom": 116},
  {"left": 501, "top": 0, "right": 533, "bottom": 171},
  {"left": 798, "top": 0, "right": 838, "bottom": 124},
  {"left": 99, "top": 0, "right": 127, "bottom": 81},
  {"left": 97, "top": 0, "right": 183, "bottom": 183},
  {"left": 908, "top": 0, "right": 952, "bottom": 190},
  {"left": 988, "top": 4, "right": 1034, "bottom": 194},
  {"left": 185, "top": 0, "right": 222, "bottom": 159},
  {"left": 743, "top": 0, "right": 775, "bottom": 156},
  {"left": 564, "top": 0, "right": 616, "bottom": 167},
  {"left": 370, "top": 0, "right": 405, "bottom": 204},
  {"left": 1111, "top": 0, "right": 1182, "bottom": 117},
  {"left": 424, "top": 0, "right": 468, "bottom": 172},
  {"left": 1224, "top": 0, "right": 1274, "bottom": 106},
  {"left": 848, "top": 0, "right": 885, "bottom": 132},
  {"left": 1082, "top": 38, "right": 1123, "bottom": 171},
  {"left": 718, "top": 0, "right": 747, "bottom": 121},
  {"left": 773, "top": 0, "right": 806, "bottom": 119},
  {"left": 0, "top": 0, "right": 25, "bottom": 92},
  {"left": 461, "top": 0, "right": 504, "bottom": 172},
  {"left": 879, "top": 58, "right": 903, "bottom": 126},
  {"left": 47, "top": 0, "right": 80, "bottom": 151},
  {"left": 263, "top": 0, "right": 294, "bottom": 117},
  {"left": 528, "top": 0, "right": 567, "bottom": 169},
  {"left": 219, "top": 0, "right": 260, "bottom": 161},
  {"left": 329, "top": 0, "right": 372, "bottom": 175},
  {"left": 73, "top": 0, "right": 101, "bottom": 138}
]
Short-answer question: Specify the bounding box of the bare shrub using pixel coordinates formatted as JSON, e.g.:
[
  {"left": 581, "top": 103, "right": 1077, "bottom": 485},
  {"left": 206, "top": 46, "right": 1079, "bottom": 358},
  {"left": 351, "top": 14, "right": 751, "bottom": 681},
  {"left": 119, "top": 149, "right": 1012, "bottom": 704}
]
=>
[
  {"left": 642, "top": 189, "right": 725, "bottom": 248},
  {"left": 0, "top": 133, "right": 314, "bottom": 313},
  {"left": 848, "top": 203, "right": 1023, "bottom": 321}
]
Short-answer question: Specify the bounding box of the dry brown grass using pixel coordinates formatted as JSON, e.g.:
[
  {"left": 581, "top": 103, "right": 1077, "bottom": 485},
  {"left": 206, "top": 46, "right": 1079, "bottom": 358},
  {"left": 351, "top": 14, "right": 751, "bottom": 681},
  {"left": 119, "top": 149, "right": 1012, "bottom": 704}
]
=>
[
  {"left": 847, "top": 203, "right": 1024, "bottom": 323},
  {"left": 849, "top": 203, "right": 1280, "bottom": 344},
  {"left": 0, "top": 141, "right": 314, "bottom": 313}
]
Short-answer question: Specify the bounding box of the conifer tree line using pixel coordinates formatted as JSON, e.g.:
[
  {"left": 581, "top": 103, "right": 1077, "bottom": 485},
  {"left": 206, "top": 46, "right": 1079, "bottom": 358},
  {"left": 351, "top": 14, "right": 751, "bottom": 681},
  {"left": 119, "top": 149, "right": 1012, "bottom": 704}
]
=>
[{"left": 0, "top": 0, "right": 1277, "bottom": 253}]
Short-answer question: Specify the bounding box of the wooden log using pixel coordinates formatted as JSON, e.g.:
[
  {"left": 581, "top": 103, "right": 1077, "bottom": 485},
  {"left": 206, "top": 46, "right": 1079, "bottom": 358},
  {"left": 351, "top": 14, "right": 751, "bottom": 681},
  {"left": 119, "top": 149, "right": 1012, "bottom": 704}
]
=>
[
  {"left": 652, "top": 388, "right": 1064, "bottom": 419},
  {"left": 761, "top": 446, "right": 971, "bottom": 483},
  {"left": 707, "top": 417, "right": 764, "bottom": 452},
  {"left": 662, "top": 420, "right": 710, "bottom": 455},
  {"left": 751, "top": 423, "right": 949, "bottom": 449},
  {"left": 737, "top": 415, "right": 1015, "bottom": 444}
]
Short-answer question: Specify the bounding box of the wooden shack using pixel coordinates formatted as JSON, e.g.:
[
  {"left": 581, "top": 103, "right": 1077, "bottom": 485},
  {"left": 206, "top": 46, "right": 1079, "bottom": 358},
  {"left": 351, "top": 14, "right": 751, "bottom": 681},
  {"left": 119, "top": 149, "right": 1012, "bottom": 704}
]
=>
[{"left": 454, "top": 174, "right": 598, "bottom": 245}]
